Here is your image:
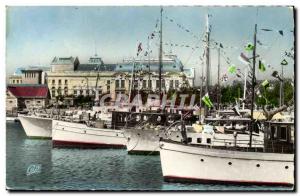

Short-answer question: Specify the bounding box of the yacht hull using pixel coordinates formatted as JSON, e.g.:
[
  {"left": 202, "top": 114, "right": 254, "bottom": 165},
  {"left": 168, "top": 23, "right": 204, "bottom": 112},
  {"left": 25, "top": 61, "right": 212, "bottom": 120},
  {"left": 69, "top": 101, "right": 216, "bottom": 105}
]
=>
[
  {"left": 52, "top": 120, "right": 126, "bottom": 148},
  {"left": 18, "top": 115, "right": 52, "bottom": 139},
  {"left": 160, "top": 140, "right": 294, "bottom": 186}
]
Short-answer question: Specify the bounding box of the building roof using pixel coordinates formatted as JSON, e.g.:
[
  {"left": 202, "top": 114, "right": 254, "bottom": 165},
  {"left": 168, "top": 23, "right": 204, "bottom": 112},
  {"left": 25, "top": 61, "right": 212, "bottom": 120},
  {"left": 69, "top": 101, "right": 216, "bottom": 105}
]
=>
[
  {"left": 51, "top": 56, "right": 78, "bottom": 65},
  {"left": 7, "top": 84, "right": 49, "bottom": 98}
]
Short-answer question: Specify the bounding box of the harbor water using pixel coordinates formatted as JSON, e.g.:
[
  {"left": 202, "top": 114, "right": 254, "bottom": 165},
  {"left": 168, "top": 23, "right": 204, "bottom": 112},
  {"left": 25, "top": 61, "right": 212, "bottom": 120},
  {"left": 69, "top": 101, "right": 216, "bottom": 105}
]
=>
[{"left": 6, "top": 122, "right": 292, "bottom": 191}]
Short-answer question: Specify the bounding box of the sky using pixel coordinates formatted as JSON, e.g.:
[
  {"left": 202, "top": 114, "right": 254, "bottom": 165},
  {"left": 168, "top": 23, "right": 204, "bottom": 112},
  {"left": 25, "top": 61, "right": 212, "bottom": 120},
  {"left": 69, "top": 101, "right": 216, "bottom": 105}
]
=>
[{"left": 6, "top": 6, "right": 294, "bottom": 85}]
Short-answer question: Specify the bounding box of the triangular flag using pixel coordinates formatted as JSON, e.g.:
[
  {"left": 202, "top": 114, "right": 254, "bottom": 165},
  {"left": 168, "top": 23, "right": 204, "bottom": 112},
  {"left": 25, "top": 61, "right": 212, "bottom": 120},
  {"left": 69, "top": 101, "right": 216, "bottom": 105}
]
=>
[
  {"left": 137, "top": 43, "right": 142, "bottom": 56},
  {"left": 262, "top": 80, "right": 270, "bottom": 89},
  {"left": 281, "top": 59, "right": 288, "bottom": 65},
  {"left": 259, "top": 60, "right": 266, "bottom": 72},
  {"left": 245, "top": 43, "right": 254, "bottom": 51},
  {"left": 261, "top": 28, "right": 273, "bottom": 31},
  {"left": 239, "top": 53, "right": 250, "bottom": 65},
  {"left": 278, "top": 30, "right": 284, "bottom": 36},
  {"left": 202, "top": 93, "right": 213, "bottom": 108},
  {"left": 228, "top": 65, "right": 236, "bottom": 74}
]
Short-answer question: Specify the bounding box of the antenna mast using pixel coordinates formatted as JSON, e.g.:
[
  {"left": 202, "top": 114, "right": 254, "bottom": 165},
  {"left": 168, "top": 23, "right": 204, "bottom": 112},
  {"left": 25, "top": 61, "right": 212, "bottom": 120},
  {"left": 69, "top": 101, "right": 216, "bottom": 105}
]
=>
[
  {"left": 249, "top": 23, "right": 257, "bottom": 148},
  {"left": 205, "top": 14, "right": 211, "bottom": 116},
  {"left": 158, "top": 7, "right": 163, "bottom": 95}
]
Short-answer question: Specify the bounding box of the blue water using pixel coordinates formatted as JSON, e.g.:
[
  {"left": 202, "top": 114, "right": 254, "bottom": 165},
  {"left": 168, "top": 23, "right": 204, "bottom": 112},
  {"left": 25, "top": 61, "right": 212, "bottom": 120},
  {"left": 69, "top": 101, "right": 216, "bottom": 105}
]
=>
[{"left": 6, "top": 122, "right": 293, "bottom": 191}]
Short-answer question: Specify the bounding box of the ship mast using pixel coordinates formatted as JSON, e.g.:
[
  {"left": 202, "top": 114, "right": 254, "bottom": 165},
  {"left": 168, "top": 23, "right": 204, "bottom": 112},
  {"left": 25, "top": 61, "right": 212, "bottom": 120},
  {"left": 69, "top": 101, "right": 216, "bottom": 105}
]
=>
[
  {"left": 249, "top": 23, "right": 257, "bottom": 147},
  {"left": 158, "top": 7, "right": 163, "bottom": 96},
  {"left": 204, "top": 14, "right": 211, "bottom": 116},
  {"left": 217, "top": 47, "right": 220, "bottom": 111}
]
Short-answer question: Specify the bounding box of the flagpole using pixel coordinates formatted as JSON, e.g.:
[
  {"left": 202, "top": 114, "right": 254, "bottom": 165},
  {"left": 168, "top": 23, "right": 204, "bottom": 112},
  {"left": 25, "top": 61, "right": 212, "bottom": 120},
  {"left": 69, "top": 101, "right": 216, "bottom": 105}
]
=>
[
  {"left": 148, "top": 36, "right": 151, "bottom": 91},
  {"left": 158, "top": 7, "right": 163, "bottom": 96},
  {"left": 205, "top": 14, "right": 211, "bottom": 117},
  {"left": 249, "top": 23, "right": 257, "bottom": 148},
  {"left": 217, "top": 47, "right": 220, "bottom": 111},
  {"left": 199, "top": 59, "right": 204, "bottom": 123},
  {"left": 242, "top": 67, "right": 248, "bottom": 110}
]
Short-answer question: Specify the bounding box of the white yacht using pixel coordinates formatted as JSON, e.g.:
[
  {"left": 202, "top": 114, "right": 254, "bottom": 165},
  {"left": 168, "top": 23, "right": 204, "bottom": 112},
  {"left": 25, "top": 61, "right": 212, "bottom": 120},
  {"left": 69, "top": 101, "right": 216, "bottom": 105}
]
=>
[{"left": 159, "top": 120, "right": 294, "bottom": 186}]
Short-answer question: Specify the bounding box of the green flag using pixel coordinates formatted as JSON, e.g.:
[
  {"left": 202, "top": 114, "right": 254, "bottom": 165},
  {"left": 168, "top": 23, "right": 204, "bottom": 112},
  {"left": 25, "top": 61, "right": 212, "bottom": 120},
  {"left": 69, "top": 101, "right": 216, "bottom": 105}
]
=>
[
  {"left": 202, "top": 93, "right": 213, "bottom": 108},
  {"left": 262, "top": 80, "right": 270, "bottom": 89},
  {"left": 281, "top": 59, "right": 288, "bottom": 65},
  {"left": 258, "top": 60, "right": 266, "bottom": 72},
  {"left": 228, "top": 65, "right": 236, "bottom": 74},
  {"left": 245, "top": 43, "right": 254, "bottom": 51}
]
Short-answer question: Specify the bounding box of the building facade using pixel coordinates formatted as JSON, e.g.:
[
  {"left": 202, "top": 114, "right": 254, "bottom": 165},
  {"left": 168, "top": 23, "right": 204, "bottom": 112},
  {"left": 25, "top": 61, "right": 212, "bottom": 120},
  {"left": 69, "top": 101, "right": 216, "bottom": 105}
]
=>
[
  {"left": 46, "top": 55, "right": 195, "bottom": 104},
  {"left": 7, "top": 84, "right": 50, "bottom": 110},
  {"left": 8, "top": 75, "right": 22, "bottom": 84}
]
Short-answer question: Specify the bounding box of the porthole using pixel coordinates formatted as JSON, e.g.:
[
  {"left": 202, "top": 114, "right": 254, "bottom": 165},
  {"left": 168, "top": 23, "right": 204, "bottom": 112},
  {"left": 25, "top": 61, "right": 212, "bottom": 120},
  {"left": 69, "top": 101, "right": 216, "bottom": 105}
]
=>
[
  {"left": 228, "top": 162, "right": 232, "bottom": 165},
  {"left": 137, "top": 133, "right": 140, "bottom": 136},
  {"left": 116, "top": 134, "right": 118, "bottom": 136},
  {"left": 285, "top": 166, "right": 289, "bottom": 169},
  {"left": 256, "top": 164, "right": 260, "bottom": 167},
  {"left": 176, "top": 135, "right": 179, "bottom": 138},
  {"left": 201, "top": 159, "right": 204, "bottom": 162}
]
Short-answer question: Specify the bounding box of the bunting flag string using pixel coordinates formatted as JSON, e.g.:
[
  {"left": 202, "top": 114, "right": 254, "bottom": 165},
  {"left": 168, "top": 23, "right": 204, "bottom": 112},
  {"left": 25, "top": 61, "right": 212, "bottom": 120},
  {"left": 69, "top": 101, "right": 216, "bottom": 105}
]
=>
[
  {"left": 164, "top": 15, "right": 201, "bottom": 40},
  {"left": 260, "top": 28, "right": 293, "bottom": 36},
  {"left": 228, "top": 65, "right": 237, "bottom": 74},
  {"left": 281, "top": 59, "right": 288, "bottom": 65}
]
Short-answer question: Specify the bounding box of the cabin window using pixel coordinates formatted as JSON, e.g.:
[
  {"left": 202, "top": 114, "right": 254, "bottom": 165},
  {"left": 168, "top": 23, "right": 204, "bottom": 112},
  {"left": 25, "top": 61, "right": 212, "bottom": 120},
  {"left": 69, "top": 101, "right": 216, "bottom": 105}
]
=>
[
  {"left": 52, "top": 80, "right": 55, "bottom": 84},
  {"left": 65, "top": 80, "right": 68, "bottom": 85},
  {"left": 207, "top": 138, "right": 211, "bottom": 144},
  {"left": 58, "top": 79, "right": 61, "bottom": 85},
  {"left": 26, "top": 100, "right": 30, "bottom": 103},
  {"left": 278, "top": 126, "right": 287, "bottom": 141},
  {"left": 187, "top": 137, "right": 192, "bottom": 143},
  {"left": 197, "top": 138, "right": 202, "bottom": 143},
  {"left": 9, "top": 101, "right": 13, "bottom": 103},
  {"left": 37, "top": 101, "right": 41, "bottom": 104}
]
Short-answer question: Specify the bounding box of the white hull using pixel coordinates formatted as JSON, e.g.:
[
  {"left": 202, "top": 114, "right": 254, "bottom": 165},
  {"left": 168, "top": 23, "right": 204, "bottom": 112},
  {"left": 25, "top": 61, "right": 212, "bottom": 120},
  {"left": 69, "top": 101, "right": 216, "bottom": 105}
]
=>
[
  {"left": 52, "top": 120, "right": 126, "bottom": 148},
  {"left": 18, "top": 115, "right": 52, "bottom": 138},
  {"left": 160, "top": 141, "right": 294, "bottom": 186},
  {"left": 125, "top": 128, "right": 263, "bottom": 154}
]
